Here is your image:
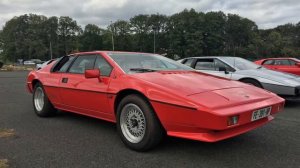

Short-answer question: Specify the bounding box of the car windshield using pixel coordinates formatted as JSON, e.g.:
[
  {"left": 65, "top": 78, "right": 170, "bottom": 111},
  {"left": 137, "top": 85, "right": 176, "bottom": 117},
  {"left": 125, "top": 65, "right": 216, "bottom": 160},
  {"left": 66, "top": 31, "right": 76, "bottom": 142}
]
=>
[
  {"left": 108, "top": 53, "right": 193, "bottom": 73},
  {"left": 221, "top": 57, "right": 260, "bottom": 70}
]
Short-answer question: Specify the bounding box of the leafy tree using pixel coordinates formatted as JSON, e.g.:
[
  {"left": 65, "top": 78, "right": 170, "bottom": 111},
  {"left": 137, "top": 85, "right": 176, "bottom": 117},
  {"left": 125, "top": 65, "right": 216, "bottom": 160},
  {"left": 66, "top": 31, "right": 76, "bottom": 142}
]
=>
[
  {"left": 80, "top": 24, "right": 104, "bottom": 51},
  {"left": 108, "top": 20, "right": 132, "bottom": 51},
  {"left": 203, "top": 11, "right": 227, "bottom": 55},
  {"left": 44, "top": 16, "right": 59, "bottom": 59},
  {"left": 58, "top": 16, "right": 82, "bottom": 55},
  {"left": 130, "top": 14, "right": 150, "bottom": 52},
  {"left": 167, "top": 9, "right": 204, "bottom": 58},
  {"left": 225, "top": 14, "right": 258, "bottom": 56},
  {"left": 1, "top": 9, "right": 300, "bottom": 62}
]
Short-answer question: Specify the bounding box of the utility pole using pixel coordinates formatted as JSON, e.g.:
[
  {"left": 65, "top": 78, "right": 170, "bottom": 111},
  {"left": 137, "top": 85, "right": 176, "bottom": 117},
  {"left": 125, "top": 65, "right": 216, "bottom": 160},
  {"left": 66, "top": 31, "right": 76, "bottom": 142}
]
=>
[
  {"left": 49, "top": 41, "right": 53, "bottom": 59},
  {"left": 153, "top": 26, "right": 156, "bottom": 53},
  {"left": 111, "top": 21, "right": 115, "bottom": 51}
]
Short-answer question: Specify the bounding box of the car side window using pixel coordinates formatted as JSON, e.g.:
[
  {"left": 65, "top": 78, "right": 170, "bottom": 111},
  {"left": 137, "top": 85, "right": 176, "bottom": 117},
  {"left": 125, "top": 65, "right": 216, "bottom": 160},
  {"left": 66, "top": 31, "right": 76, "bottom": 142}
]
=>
[
  {"left": 274, "top": 59, "right": 291, "bottom": 66},
  {"left": 94, "top": 55, "right": 113, "bottom": 76},
  {"left": 194, "top": 59, "right": 215, "bottom": 70},
  {"left": 214, "top": 59, "right": 233, "bottom": 72},
  {"left": 58, "top": 57, "right": 75, "bottom": 72},
  {"left": 183, "top": 59, "right": 194, "bottom": 67},
  {"left": 263, "top": 60, "right": 274, "bottom": 65},
  {"left": 52, "top": 56, "right": 75, "bottom": 72},
  {"left": 289, "top": 60, "right": 296, "bottom": 65},
  {"left": 68, "top": 55, "right": 97, "bottom": 74}
]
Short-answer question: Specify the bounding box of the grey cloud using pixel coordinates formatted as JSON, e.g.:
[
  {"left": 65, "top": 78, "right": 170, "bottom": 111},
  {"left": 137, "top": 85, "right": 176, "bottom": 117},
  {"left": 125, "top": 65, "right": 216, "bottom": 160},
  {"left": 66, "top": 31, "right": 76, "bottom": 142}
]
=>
[{"left": 0, "top": 0, "right": 299, "bottom": 29}]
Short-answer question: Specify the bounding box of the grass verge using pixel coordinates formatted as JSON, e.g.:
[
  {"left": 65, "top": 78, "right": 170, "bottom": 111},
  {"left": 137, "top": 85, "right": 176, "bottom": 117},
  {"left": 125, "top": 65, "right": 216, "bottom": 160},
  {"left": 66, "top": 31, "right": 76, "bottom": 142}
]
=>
[
  {"left": 0, "top": 159, "right": 9, "bottom": 168},
  {"left": 0, "top": 65, "right": 34, "bottom": 71},
  {"left": 0, "top": 129, "right": 15, "bottom": 138}
]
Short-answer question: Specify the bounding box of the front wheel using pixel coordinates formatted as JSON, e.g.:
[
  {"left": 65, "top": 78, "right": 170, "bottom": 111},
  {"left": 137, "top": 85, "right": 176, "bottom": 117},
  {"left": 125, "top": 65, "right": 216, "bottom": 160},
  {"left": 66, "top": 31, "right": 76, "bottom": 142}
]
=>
[
  {"left": 33, "top": 83, "right": 56, "bottom": 117},
  {"left": 116, "top": 94, "right": 164, "bottom": 151}
]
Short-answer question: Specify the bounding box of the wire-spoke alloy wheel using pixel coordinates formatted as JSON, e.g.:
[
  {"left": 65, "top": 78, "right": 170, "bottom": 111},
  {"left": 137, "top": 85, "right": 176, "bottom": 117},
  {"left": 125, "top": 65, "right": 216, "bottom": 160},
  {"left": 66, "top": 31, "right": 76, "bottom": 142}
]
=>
[
  {"left": 120, "top": 103, "right": 146, "bottom": 143},
  {"left": 34, "top": 87, "right": 45, "bottom": 112},
  {"left": 117, "top": 94, "right": 164, "bottom": 151},
  {"left": 32, "top": 83, "right": 56, "bottom": 117}
]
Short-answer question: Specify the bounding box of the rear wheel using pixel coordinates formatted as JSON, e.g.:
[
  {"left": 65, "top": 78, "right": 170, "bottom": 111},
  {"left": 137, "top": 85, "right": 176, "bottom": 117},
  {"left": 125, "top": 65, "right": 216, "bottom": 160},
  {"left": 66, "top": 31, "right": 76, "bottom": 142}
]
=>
[
  {"left": 240, "top": 79, "right": 263, "bottom": 88},
  {"left": 116, "top": 94, "right": 164, "bottom": 151},
  {"left": 33, "top": 83, "right": 56, "bottom": 117}
]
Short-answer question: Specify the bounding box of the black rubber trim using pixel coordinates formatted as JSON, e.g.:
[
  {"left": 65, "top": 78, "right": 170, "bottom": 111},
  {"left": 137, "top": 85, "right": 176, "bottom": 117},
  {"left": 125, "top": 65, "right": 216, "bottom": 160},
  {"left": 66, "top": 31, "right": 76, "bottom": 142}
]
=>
[
  {"left": 150, "top": 99, "right": 197, "bottom": 110},
  {"left": 43, "top": 85, "right": 117, "bottom": 95}
]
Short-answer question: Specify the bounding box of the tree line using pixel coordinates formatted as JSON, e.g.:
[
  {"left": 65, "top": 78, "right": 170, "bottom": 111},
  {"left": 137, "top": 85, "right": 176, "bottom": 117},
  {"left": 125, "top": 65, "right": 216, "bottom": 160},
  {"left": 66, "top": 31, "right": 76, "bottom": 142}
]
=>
[{"left": 0, "top": 9, "right": 299, "bottom": 62}]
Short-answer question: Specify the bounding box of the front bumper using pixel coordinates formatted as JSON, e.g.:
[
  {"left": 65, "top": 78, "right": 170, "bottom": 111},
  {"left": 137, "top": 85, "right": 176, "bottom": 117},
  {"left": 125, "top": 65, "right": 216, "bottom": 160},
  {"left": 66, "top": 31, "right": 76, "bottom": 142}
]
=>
[
  {"left": 167, "top": 116, "right": 273, "bottom": 142},
  {"left": 262, "top": 83, "right": 300, "bottom": 97},
  {"left": 151, "top": 96, "right": 284, "bottom": 142}
]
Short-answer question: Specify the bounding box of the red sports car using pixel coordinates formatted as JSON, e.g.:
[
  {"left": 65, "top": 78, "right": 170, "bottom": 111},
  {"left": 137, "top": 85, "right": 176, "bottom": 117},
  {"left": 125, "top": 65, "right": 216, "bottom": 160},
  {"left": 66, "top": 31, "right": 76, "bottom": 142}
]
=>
[
  {"left": 255, "top": 58, "right": 300, "bottom": 76},
  {"left": 27, "top": 51, "right": 285, "bottom": 151}
]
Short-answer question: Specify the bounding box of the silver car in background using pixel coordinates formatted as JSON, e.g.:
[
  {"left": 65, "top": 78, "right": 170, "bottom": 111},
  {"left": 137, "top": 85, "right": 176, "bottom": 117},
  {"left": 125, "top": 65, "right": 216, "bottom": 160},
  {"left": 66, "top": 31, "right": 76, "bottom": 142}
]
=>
[
  {"left": 178, "top": 56, "right": 300, "bottom": 99},
  {"left": 36, "top": 59, "right": 56, "bottom": 70}
]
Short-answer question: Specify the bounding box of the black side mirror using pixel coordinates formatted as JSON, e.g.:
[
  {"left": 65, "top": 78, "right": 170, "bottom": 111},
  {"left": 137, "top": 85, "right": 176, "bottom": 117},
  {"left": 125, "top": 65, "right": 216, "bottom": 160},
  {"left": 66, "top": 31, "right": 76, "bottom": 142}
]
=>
[{"left": 219, "top": 67, "right": 229, "bottom": 74}]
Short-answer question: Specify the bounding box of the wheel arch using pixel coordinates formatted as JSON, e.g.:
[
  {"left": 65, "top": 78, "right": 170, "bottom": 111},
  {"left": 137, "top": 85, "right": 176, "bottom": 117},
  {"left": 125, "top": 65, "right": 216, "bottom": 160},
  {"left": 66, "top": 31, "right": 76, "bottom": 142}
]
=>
[
  {"left": 239, "top": 77, "right": 263, "bottom": 88},
  {"left": 32, "top": 79, "right": 42, "bottom": 89},
  {"left": 114, "top": 89, "right": 149, "bottom": 115}
]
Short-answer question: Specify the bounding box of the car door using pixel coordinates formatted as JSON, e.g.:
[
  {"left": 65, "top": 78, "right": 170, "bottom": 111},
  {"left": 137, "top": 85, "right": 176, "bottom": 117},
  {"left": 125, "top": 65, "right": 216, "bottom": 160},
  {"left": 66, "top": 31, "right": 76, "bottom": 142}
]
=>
[
  {"left": 59, "top": 54, "right": 113, "bottom": 116},
  {"left": 278, "top": 59, "right": 300, "bottom": 75},
  {"left": 42, "top": 56, "right": 75, "bottom": 106},
  {"left": 192, "top": 58, "right": 233, "bottom": 78},
  {"left": 261, "top": 59, "right": 275, "bottom": 69},
  {"left": 267, "top": 59, "right": 299, "bottom": 75}
]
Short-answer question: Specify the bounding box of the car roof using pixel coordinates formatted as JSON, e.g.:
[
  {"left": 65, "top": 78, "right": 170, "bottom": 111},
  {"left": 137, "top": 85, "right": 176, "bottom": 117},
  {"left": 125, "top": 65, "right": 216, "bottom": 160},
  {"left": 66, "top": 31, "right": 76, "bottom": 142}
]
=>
[
  {"left": 259, "top": 57, "right": 300, "bottom": 62},
  {"left": 262, "top": 57, "right": 298, "bottom": 60},
  {"left": 184, "top": 56, "right": 236, "bottom": 59},
  {"left": 70, "top": 51, "right": 154, "bottom": 56}
]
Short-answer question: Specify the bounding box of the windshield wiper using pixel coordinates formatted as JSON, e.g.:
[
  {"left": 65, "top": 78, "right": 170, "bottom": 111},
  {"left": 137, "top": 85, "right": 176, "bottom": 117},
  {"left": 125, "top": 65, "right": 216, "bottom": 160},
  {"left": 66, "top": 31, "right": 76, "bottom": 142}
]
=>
[
  {"left": 257, "top": 66, "right": 263, "bottom": 69},
  {"left": 129, "top": 68, "right": 157, "bottom": 72}
]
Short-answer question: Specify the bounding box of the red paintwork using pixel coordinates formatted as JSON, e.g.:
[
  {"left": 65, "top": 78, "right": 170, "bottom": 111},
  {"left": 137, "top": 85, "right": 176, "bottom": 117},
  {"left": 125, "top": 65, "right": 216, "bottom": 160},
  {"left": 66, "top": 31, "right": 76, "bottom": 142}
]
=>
[
  {"left": 27, "top": 51, "right": 285, "bottom": 142},
  {"left": 84, "top": 69, "right": 100, "bottom": 79},
  {"left": 255, "top": 57, "right": 300, "bottom": 76}
]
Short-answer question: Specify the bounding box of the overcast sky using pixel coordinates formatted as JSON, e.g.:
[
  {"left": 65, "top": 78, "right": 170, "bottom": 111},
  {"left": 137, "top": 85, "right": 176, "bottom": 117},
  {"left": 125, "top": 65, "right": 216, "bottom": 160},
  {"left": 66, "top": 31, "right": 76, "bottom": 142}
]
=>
[{"left": 0, "top": 0, "right": 299, "bottom": 29}]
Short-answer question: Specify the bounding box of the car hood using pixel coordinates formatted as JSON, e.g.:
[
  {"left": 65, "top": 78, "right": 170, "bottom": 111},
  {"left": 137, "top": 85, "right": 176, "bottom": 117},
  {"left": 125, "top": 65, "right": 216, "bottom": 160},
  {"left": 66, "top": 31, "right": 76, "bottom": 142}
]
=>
[
  {"left": 188, "top": 87, "right": 275, "bottom": 109},
  {"left": 236, "top": 68, "right": 300, "bottom": 86},
  {"left": 131, "top": 71, "right": 265, "bottom": 96}
]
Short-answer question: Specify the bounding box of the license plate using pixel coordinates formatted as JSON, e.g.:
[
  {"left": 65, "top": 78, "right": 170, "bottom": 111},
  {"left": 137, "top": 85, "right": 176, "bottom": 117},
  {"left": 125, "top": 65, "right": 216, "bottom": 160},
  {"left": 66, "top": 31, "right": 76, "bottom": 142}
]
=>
[{"left": 251, "top": 107, "right": 272, "bottom": 121}]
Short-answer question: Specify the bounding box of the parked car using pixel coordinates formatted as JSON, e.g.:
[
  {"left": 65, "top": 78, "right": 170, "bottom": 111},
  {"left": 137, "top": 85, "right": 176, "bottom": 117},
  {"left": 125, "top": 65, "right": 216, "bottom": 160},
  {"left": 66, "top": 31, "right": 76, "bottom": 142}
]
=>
[
  {"left": 178, "top": 56, "right": 300, "bottom": 100},
  {"left": 254, "top": 57, "right": 300, "bottom": 76},
  {"left": 23, "top": 60, "right": 36, "bottom": 65},
  {"left": 27, "top": 51, "right": 284, "bottom": 151},
  {"left": 0, "top": 61, "right": 3, "bottom": 68},
  {"left": 30, "top": 59, "right": 43, "bottom": 64},
  {"left": 24, "top": 59, "right": 43, "bottom": 66},
  {"left": 36, "top": 60, "right": 56, "bottom": 70}
]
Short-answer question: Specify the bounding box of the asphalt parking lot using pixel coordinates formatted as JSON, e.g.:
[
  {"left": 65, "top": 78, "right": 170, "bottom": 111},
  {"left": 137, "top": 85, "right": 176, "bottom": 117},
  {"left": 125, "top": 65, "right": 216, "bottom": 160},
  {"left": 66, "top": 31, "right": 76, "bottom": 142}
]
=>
[{"left": 0, "top": 71, "right": 299, "bottom": 168}]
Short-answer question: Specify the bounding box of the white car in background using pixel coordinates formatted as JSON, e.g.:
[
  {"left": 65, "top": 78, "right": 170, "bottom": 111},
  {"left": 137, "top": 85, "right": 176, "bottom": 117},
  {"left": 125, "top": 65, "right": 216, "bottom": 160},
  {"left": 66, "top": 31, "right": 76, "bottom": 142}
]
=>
[
  {"left": 23, "top": 60, "right": 36, "bottom": 65},
  {"left": 178, "top": 56, "right": 300, "bottom": 100}
]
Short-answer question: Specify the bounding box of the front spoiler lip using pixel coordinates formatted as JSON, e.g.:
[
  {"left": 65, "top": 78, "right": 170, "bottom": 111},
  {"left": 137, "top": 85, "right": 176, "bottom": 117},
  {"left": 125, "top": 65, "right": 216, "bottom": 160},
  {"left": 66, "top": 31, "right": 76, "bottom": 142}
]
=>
[
  {"left": 261, "top": 82, "right": 299, "bottom": 96},
  {"left": 167, "top": 115, "right": 273, "bottom": 142}
]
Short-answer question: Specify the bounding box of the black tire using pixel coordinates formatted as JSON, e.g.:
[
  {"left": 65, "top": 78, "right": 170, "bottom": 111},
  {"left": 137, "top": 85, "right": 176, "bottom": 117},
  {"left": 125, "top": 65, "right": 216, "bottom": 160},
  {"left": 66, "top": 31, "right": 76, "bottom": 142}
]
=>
[
  {"left": 241, "top": 79, "right": 263, "bottom": 88},
  {"left": 116, "top": 94, "right": 164, "bottom": 151},
  {"left": 32, "top": 83, "right": 56, "bottom": 117}
]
